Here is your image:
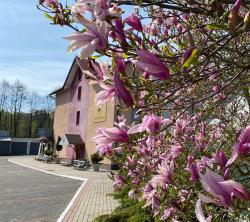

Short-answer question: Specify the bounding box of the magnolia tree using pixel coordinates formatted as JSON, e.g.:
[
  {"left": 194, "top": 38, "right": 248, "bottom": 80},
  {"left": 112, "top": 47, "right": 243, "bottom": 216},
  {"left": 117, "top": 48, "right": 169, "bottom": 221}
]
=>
[{"left": 38, "top": 0, "right": 250, "bottom": 221}]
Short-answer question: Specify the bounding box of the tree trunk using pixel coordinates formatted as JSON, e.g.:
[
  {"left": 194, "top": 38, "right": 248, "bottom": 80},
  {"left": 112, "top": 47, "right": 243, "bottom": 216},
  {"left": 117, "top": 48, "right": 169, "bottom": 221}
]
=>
[{"left": 28, "top": 112, "right": 33, "bottom": 138}]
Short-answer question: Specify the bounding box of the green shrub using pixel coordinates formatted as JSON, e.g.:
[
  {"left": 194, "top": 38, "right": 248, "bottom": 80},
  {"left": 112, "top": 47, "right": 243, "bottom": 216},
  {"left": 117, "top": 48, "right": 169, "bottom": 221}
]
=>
[
  {"left": 90, "top": 152, "right": 104, "bottom": 164},
  {"left": 43, "top": 149, "right": 53, "bottom": 156},
  {"left": 93, "top": 187, "right": 154, "bottom": 222}
]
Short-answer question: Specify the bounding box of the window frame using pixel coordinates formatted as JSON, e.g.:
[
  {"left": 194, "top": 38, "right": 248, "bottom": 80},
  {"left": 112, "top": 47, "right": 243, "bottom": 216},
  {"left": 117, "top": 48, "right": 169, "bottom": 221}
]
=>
[
  {"left": 77, "top": 86, "right": 82, "bottom": 101},
  {"left": 78, "top": 69, "right": 83, "bottom": 81},
  {"left": 76, "top": 111, "right": 80, "bottom": 125}
]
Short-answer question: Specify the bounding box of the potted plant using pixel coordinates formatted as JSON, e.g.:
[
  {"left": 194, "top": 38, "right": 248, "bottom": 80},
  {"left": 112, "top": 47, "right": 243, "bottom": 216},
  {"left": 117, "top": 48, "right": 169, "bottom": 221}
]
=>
[
  {"left": 43, "top": 149, "right": 53, "bottom": 156},
  {"left": 90, "top": 152, "right": 104, "bottom": 171}
]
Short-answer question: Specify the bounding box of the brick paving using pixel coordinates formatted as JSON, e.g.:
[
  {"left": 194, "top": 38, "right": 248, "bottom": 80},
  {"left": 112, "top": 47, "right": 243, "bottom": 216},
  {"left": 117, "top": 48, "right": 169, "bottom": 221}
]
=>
[{"left": 9, "top": 156, "right": 118, "bottom": 222}]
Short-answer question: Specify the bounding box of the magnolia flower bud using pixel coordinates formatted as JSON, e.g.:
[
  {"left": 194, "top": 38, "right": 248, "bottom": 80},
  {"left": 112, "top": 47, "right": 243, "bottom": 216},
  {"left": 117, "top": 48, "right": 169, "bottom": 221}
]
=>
[
  {"left": 228, "top": 9, "right": 239, "bottom": 30},
  {"left": 177, "top": 23, "right": 183, "bottom": 33},
  {"left": 244, "top": 12, "right": 250, "bottom": 28},
  {"left": 150, "top": 24, "right": 158, "bottom": 36}
]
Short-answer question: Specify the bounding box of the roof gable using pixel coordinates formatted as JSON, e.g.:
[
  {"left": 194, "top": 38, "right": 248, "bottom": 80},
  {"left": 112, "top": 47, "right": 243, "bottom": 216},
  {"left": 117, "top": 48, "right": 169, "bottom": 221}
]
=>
[{"left": 49, "top": 57, "right": 96, "bottom": 96}]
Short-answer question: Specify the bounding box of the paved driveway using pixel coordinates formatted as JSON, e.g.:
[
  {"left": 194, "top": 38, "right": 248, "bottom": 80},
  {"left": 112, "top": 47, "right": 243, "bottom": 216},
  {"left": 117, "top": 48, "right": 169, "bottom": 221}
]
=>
[{"left": 0, "top": 157, "right": 82, "bottom": 222}]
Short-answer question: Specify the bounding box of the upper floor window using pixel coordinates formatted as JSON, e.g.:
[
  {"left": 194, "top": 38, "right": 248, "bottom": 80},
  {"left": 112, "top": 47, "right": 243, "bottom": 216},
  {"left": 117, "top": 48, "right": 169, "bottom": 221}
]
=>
[
  {"left": 78, "top": 69, "right": 83, "bottom": 81},
  {"left": 78, "top": 86, "right": 82, "bottom": 100},
  {"left": 76, "top": 111, "right": 80, "bottom": 125}
]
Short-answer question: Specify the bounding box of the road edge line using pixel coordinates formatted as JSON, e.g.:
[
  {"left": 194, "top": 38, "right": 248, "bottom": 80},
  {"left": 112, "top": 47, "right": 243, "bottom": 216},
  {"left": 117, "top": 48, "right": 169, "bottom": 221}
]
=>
[{"left": 56, "top": 179, "right": 87, "bottom": 222}]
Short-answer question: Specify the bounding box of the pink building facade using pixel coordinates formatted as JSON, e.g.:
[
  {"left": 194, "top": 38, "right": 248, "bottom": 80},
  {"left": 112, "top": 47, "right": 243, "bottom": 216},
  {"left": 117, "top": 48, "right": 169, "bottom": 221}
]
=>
[{"left": 51, "top": 58, "right": 117, "bottom": 168}]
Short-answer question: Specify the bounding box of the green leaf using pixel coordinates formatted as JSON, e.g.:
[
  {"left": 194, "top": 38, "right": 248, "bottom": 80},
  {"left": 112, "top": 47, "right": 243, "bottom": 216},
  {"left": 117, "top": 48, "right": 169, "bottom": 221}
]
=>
[
  {"left": 122, "top": 53, "right": 128, "bottom": 59},
  {"left": 44, "top": 13, "right": 54, "bottom": 21},
  {"left": 183, "top": 48, "right": 200, "bottom": 68},
  {"left": 206, "top": 23, "right": 228, "bottom": 30},
  {"left": 89, "top": 55, "right": 103, "bottom": 60},
  {"left": 162, "top": 46, "right": 174, "bottom": 58}
]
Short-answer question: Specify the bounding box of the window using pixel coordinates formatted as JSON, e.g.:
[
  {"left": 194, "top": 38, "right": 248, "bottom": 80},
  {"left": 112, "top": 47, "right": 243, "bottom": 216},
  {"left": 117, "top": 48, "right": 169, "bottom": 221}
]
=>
[
  {"left": 78, "top": 69, "right": 83, "bottom": 81},
  {"left": 77, "top": 86, "right": 82, "bottom": 100},
  {"left": 131, "top": 108, "right": 139, "bottom": 122},
  {"left": 76, "top": 111, "right": 80, "bottom": 125}
]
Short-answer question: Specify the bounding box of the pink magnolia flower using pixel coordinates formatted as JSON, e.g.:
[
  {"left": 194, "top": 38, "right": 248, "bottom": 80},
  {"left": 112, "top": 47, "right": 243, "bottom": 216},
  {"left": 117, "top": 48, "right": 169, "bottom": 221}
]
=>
[
  {"left": 112, "top": 18, "right": 126, "bottom": 44},
  {"left": 186, "top": 156, "right": 199, "bottom": 182},
  {"left": 124, "top": 14, "right": 143, "bottom": 32},
  {"left": 113, "top": 146, "right": 122, "bottom": 155},
  {"left": 40, "top": 0, "right": 58, "bottom": 8},
  {"left": 95, "top": 84, "right": 117, "bottom": 106},
  {"left": 126, "top": 156, "right": 137, "bottom": 166},
  {"left": 151, "top": 160, "right": 174, "bottom": 188},
  {"left": 90, "top": 60, "right": 109, "bottom": 81},
  {"left": 199, "top": 168, "right": 250, "bottom": 207},
  {"left": 177, "top": 23, "right": 183, "bottom": 33},
  {"left": 171, "top": 14, "right": 178, "bottom": 25},
  {"left": 195, "top": 199, "right": 212, "bottom": 222},
  {"left": 128, "top": 114, "right": 171, "bottom": 135},
  {"left": 113, "top": 70, "right": 134, "bottom": 107},
  {"left": 169, "top": 145, "right": 183, "bottom": 159},
  {"left": 114, "top": 58, "right": 126, "bottom": 74},
  {"left": 233, "top": 0, "right": 242, "bottom": 11},
  {"left": 98, "top": 145, "right": 112, "bottom": 156},
  {"left": 96, "top": 1, "right": 122, "bottom": 20},
  {"left": 163, "top": 27, "right": 169, "bottom": 36},
  {"left": 150, "top": 23, "right": 158, "bottom": 36},
  {"left": 213, "top": 150, "right": 227, "bottom": 169},
  {"left": 72, "top": 0, "right": 117, "bottom": 21},
  {"left": 71, "top": 0, "right": 93, "bottom": 14},
  {"left": 115, "top": 114, "right": 128, "bottom": 131},
  {"left": 64, "top": 15, "right": 109, "bottom": 58},
  {"left": 133, "top": 49, "right": 170, "bottom": 80},
  {"left": 93, "top": 127, "right": 129, "bottom": 151},
  {"left": 160, "top": 207, "right": 174, "bottom": 220},
  {"left": 226, "top": 125, "right": 250, "bottom": 166},
  {"left": 212, "top": 85, "right": 220, "bottom": 93},
  {"left": 128, "top": 189, "right": 137, "bottom": 200},
  {"left": 143, "top": 189, "right": 160, "bottom": 215},
  {"left": 113, "top": 174, "right": 125, "bottom": 190},
  {"left": 93, "top": 0, "right": 110, "bottom": 20},
  {"left": 141, "top": 114, "right": 169, "bottom": 135}
]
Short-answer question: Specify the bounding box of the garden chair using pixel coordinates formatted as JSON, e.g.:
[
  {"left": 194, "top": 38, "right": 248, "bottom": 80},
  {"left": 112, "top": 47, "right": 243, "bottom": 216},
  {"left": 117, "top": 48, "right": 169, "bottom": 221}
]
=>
[{"left": 73, "top": 160, "right": 86, "bottom": 171}]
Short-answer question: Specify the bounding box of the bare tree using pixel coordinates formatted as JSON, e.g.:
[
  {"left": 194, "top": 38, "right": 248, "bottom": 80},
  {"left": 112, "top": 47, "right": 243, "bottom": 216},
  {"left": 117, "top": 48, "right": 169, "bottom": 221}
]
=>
[
  {"left": 10, "top": 80, "right": 27, "bottom": 137},
  {"left": 0, "top": 80, "right": 10, "bottom": 129},
  {"left": 26, "top": 92, "right": 41, "bottom": 137},
  {"left": 42, "top": 95, "right": 55, "bottom": 128}
]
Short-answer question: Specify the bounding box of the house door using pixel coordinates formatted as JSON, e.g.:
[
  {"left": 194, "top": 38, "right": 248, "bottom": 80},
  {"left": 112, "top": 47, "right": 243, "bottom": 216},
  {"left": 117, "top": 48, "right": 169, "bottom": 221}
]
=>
[{"left": 75, "top": 144, "right": 85, "bottom": 159}]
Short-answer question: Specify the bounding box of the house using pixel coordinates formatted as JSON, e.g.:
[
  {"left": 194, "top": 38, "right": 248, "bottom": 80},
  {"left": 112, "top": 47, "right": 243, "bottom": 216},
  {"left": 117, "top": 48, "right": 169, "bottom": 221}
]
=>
[{"left": 50, "top": 57, "right": 129, "bottom": 169}]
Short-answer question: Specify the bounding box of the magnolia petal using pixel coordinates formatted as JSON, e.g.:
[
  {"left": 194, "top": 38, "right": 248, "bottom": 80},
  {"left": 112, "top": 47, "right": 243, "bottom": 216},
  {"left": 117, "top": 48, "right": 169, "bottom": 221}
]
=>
[
  {"left": 127, "top": 124, "right": 141, "bottom": 134},
  {"left": 79, "top": 38, "right": 99, "bottom": 59},
  {"left": 195, "top": 199, "right": 212, "bottom": 222},
  {"left": 198, "top": 193, "right": 220, "bottom": 205},
  {"left": 113, "top": 71, "right": 134, "bottom": 107},
  {"left": 226, "top": 144, "right": 239, "bottom": 167},
  {"left": 219, "top": 180, "right": 250, "bottom": 200}
]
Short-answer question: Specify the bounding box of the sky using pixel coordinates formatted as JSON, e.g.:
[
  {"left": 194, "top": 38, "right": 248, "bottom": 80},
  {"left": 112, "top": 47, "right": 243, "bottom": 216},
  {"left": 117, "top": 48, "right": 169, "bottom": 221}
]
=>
[
  {"left": 0, "top": 1, "right": 76, "bottom": 95},
  {"left": 0, "top": 1, "right": 137, "bottom": 96}
]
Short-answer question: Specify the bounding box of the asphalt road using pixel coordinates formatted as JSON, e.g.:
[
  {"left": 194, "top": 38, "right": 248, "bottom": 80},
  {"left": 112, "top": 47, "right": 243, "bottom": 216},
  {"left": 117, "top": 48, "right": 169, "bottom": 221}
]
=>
[{"left": 0, "top": 157, "right": 82, "bottom": 222}]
